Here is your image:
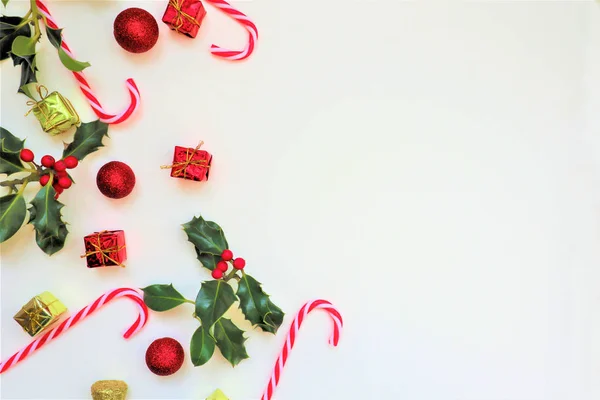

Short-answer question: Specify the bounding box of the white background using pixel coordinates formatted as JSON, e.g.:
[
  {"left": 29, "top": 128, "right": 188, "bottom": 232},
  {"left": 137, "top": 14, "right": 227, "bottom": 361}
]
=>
[{"left": 1, "top": 1, "right": 600, "bottom": 399}]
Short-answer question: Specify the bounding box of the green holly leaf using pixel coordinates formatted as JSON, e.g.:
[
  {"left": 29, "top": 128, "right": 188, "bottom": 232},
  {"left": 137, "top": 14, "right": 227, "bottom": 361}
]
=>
[
  {"left": 197, "top": 252, "right": 221, "bottom": 272},
  {"left": 0, "top": 127, "right": 27, "bottom": 175},
  {"left": 195, "top": 280, "right": 237, "bottom": 330},
  {"left": 28, "top": 184, "right": 68, "bottom": 255},
  {"left": 45, "top": 26, "right": 62, "bottom": 49},
  {"left": 0, "top": 192, "right": 27, "bottom": 242},
  {"left": 11, "top": 34, "right": 35, "bottom": 57},
  {"left": 213, "top": 318, "right": 249, "bottom": 367},
  {"left": 10, "top": 53, "right": 38, "bottom": 95},
  {"left": 237, "top": 272, "right": 284, "bottom": 334},
  {"left": 190, "top": 325, "right": 216, "bottom": 366},
  {"left": 0, "top": 16, "right": 31, "bottom": 60},
  {"left": 58, "top": 48, "right": 90, "bottom": 72},
  {"left": 142, "top": 284, "right": 189, "bottom": 312},
  {"left": 62, "top": 120, "right": 109, "bottom": 161},
  {"left": 183, "top": 215, "right": 229, "bottom": 258}
]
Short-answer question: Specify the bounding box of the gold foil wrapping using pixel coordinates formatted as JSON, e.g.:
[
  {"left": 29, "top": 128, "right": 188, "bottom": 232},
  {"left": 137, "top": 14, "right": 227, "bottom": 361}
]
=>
[
  {"left": 13, "top": 291, "right": 67, "bottom": 336},
  {"left": 91, "top": 380, "right": 128, "bottom": 400},
  {"left": 27, "top": 87, "right": 80, "bottom": 135}
]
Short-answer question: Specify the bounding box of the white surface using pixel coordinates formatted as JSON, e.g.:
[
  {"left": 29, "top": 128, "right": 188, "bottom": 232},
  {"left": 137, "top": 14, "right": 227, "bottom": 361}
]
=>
[{"left": 1, "top": 1, "right": 600, "bottom": 399}]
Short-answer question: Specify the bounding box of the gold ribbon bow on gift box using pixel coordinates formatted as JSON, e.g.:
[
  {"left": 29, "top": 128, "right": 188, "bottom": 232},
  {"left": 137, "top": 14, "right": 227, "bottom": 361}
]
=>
[
  {"left": 25, "top": 85, "right": 80, "bottom": 136},
  {"left": 169, "top": 0, "right": 201, "bottom": 31},
  {"left": 13, "top": 292, "right": 67, "bottom": 336},
  {"left": 81, "top": 231, "right": 126, "bottom": 268},
  {"left": 161, "top": 141, "right": 211, "bottom": 179}
]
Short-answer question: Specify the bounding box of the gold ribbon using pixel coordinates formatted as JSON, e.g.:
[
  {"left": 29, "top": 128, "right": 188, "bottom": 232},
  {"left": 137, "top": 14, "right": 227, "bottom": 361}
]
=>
[
  {"left": 169, "top": 0, "right": 200, "bottom": 31},
  {"left": 24, "top": 85, "right": 52, "bottom": 118},
  {"left": 81, "top": 231, "right": 126, "bottom": 268},
  {"left": 161, "top": 141, "right": 210, "bottom": 179}
]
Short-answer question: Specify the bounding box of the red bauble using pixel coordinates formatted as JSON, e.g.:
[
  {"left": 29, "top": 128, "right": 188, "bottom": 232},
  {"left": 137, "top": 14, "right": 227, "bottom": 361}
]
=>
[
  {"left": 96, "top": 161, "right": 136, "bottom": 199},
  {"left": 114, "top": 8, "right": 159, "bottom": 53},
  {"left": 145, "top": 337, "right": 185, "bottom": 376}
]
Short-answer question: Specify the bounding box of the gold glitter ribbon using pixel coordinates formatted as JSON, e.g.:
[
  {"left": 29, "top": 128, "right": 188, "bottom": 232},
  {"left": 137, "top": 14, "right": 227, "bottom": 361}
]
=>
[
  {"left": 161, "top": 141, "right": 210, "bottom": 179},
  {"left": 169, "top": 0, "right": 200, "bottom": 31},
  {"left": 81, "top": 231, "right": 126, "bottom": 268}
]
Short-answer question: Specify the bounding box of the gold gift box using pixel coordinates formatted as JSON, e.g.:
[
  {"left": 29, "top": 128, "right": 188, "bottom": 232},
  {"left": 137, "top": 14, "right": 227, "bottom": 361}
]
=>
[
  {"left": 27, "top": 89, "right": 80, "bottom": 136},
  {"left": 207, "top": 389, "right": 229, "bottom": 400},
  {"left": 14, "top": 292, "right": 67, "bottom": 336}
]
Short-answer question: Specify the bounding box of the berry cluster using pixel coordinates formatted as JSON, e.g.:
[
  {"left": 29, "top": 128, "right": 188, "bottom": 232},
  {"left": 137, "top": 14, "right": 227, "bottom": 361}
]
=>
[
  {"left": 20, "top": 148, "right": 79, "bottom": 199},
  {"left": 211, "top": 249, "right": 245, "bottom": 279}
]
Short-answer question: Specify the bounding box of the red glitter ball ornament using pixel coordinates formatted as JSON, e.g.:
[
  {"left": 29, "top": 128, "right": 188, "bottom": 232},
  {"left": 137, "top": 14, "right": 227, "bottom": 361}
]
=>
[
  {"left": 145, "top": 337, "right": 185, "bottom": 376},
  {"left": 96, "top": 161, "right": 136, "bottom": 199},
  {"left": 113, "top": 8, "right": 159, "bottom": 53}
]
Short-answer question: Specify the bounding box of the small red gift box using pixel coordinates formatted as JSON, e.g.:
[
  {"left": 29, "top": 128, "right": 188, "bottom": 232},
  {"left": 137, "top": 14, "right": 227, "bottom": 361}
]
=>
[
  {"left": 167, "top": 145, "right": 212, "bottom": 181},
  {"left": 162, "top": 0, "right": 206, "bottom": 38},
  {"left": 82, "top": 230, "right": 127, "bottom": 268}
]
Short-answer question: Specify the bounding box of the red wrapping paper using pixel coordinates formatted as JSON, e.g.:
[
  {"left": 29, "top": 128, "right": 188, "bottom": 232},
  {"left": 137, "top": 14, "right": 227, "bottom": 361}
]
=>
[
  {"left": 170, "top": 146, "right": 212, "bottom": 181},
  {"left": 162, "top": 0, "right": 206, "bottom": 38},
  {"left": 83, "top": 230, "right": 127, "bottom": 268}
]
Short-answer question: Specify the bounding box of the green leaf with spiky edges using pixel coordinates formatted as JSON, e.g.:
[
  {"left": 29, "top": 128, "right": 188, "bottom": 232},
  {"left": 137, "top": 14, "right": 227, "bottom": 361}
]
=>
[
  {"left": 0, "top": 16, "right": 31, "bottom": 60},
  {"left": 62, "top": 120, "right": 109, "bottom": 161},
  {"left": 57, "top": 48, "right": 90, "bottom": 72},
  {"left": 28, "top": 184, "right": 68, "bottom": 255},
  {"left": 195, "top": 280, "right": 237, "bottom": 330},
  {"left": 213, "top": 318, "right": 249, "bottom": 367},
  {"left": 11, "top": 34, "right": 35, "bottom": 57},
  {"left": 183, "top": 215, "right": 229, "bottom": 258},
  {"left": 0, "top": 127, "right": 27, "bottom": 175},
  {"left": 10, "top": 53, "right": 37, "bottom": 95},
  {"left": 45, "top": 26, "right": 62, "bottom": 49},
  {"left": 236, "top": 272, "right": 284, "bottom": 334},
  {"left": 0, "top": 193, "right": 26, "bottom": 242},
  {"left": 197, "top": 252, "right": 220, "bottom": 272},
  {"left": 142, "top": 284, "right": 188, "bottom": 312},
  {"left": 190, "top": 325, "right": 216, "bottom": 366}
]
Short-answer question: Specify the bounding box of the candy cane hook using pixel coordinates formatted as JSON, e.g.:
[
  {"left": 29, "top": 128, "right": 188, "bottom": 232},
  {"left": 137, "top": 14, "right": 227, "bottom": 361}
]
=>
[
  {"left": 261, "top": 299, "right": 344, "bottom": 400},
  {"left": 203, "top": 0, "right": 258, "bottom": 61},
  {"left": 0, "top": 288, "right": 149, "bottom": 374},
  {"left": 34, "top": 0, "right": 141, "bottom": 124}
]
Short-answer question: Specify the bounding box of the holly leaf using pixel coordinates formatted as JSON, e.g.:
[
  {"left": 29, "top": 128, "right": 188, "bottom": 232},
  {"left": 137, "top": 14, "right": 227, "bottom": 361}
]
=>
[
  {"left": 237, "top": 272, "right": 284, "bottom": 334},
  {"left": 183, "top": 215, "right": 229, "bottom": 257},
  {"left": 28, "top": 184, "right": 68, "bottom": 255},
  {"left": 0, "top": 127, "right": 27, "bottom": 175},
  {"left": 190, "top": 325, "right": 216, "bottom": 366},
  {"left": 0, "top": 193, "right": 26, "bottom": 242},
  {"left": 196, "top": 252, "right": 221, "bottom": 272},
  {"left": 11, "top": 34, "right": 35, "bottom": 57},
  {"left": 0, "top": 16, "right": 31, "bottom": 60},
  {"left": 57, "top": 48, "right": 90, "bottom": 72},
  {"left": 213, "top": 318, "right": 249, "bottom": 367},
  {"left": 10, "top": 53, "right": 38, "bottom": 95},
  {"left": 45, "top": 26, "right": 62, "bottom": 49},
  {"left": 142, "top": 284, "right": 188, "bottom": 312},
  {"left": 62, "top": 120, "right": 109, "bottom": 161},
  {"left": 195, "top": 280, "right": 237, "bottom": 330}
]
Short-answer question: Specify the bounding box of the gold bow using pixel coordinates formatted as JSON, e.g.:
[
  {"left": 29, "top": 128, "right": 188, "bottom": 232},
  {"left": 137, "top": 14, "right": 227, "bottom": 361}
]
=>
[{"left": 169, "top": 0, "right": 200, "bottom": 31}]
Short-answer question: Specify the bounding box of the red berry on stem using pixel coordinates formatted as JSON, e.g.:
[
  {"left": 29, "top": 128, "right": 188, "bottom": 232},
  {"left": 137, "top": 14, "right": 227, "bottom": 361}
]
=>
[
  {"left": 41, "top": 155, "right": 55, "bottom": 168},
  {"left": 221, "top": 249, "right": 233, "bottom": 261},
  {"left": 20, "top": 149, "right": 34, "bottom": 162},
  {"left": 233, "top": 258, "right": 246, "bottom": 270},
  {"left": 217, "top": 261, "right": 228, "bottom": 272},
  {"left": 39, "top": 175, "right": 50, "bottom": 186},
  {"left": 58, "top": 177, "right": 72, "bottom": 189},
  {"left": 64, "top": 155, "right": 78, "bottom": 169},
  {"left": 211, "top": 269, "right": 223, "bottom": 279},
  {"left": 54, "top": 160, "right": 66, "bottom": 172}
]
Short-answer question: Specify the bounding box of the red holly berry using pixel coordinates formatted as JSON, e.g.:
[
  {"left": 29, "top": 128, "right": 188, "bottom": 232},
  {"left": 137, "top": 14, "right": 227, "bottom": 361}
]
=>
[
  {"left": 39, "top": 174, "right": 50, "bottom": 186},
  {"left": 58, "top": 177, "right": 72, "bottom": 189},
  {"left": 20, "top": 149, "right": 34, "bottom": 162},
  {"left": 41, "top": 155, "right": 55, "bottom": 168},
  {"left": 52, "top": 183, "right": 64, "bottom": 198},
  {"left": 221, "top": 249, "right": 233, "bottom": 261},
  {"left": 217, "top": 261, "right": 228, "bottom": 272},
  {"left": 54, "top": 160, "right": 66, "bottom": 172},
  {"left": 233, "top": 258, "right": 246, "bottom": 270},
  {"left": 56, "top": 170, "right": 68, "bottom": 178},
  {"left": 211, "top": 269, "right": 223, "bottom": 279},
  {"left": 64, "top": 155, "right": 78, "bottom": 169}
]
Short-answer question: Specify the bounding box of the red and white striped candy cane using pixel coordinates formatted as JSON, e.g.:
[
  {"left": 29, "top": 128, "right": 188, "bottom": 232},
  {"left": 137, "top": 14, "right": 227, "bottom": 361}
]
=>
[
  {"left": 261, "top": 299, "right": 344, "bottom": 400},
  {"left": 204, "top": 0, "right": 258, "bottom": 61},
  {"left": 34, "top": 0, "right": 141, "bottom": 124},
  {"left": 0, "top": 288, "right": 148, "bottom": 374}
]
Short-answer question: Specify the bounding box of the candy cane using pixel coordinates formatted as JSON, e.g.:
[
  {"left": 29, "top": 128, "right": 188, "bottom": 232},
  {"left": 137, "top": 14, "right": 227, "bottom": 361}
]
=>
[
  {"left": 0, "top": 288, "right": 148, "bottom": 374},
  {"left": 204, "top": 0, "right": 258, "bottom": 61},
  {"left": 261, "top": 299, "right": 344, "bottom": 400},
  {"left": 34, "top": 0, "right": 141, "bottom": 124}
]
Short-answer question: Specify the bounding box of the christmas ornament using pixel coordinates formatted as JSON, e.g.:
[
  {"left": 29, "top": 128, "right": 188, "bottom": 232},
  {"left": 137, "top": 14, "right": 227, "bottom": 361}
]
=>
[
  {"left": 163, "top": 0, "right": 206, "bottom": 38},
  {"left": 0, "top": 122, "right": 109, "bottom": 255},
  {"left": 261, "top": 300, "right": 343, "bottom": 400},
  {"left": 0, "top": 288, "right": 148, "bottom": 374},
  {"left": 82, "top": 230, "right": 127, "bottom": 268},
  {"left": 113, "top": 8, "right": 159, "bottom": 54},
  {"left": 91, "top": 380, "right": 128, "bottom": 400},
  {"left": 13, "top": 292, "right": 67, "bottom": 336},
  {"left": 142, "top": 214, "right": 284, "bottom": 367},
  {"left": 145, "top": 337, "right": 185, "bottom": 376},
  {"left": 96, "top": 161, "right": 136, "bottom": 199},
  {"left": 25, "top": 85, "right": 80, "bottom": 135},
  {"left": 161, "top": 142, "right": 212, "bottom": 182}
]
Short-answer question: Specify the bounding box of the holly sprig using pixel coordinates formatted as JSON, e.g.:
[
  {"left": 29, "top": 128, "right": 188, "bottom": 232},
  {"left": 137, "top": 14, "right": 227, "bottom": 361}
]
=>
[
  {"left": 0, "top": 120, "right": 109, "bottom": 254},
  {"left": 1, "top": 0, "right": 90, "bottom": 98},
  {"left": 142, "top": 215, "right": 285, "bottom": 367}
]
